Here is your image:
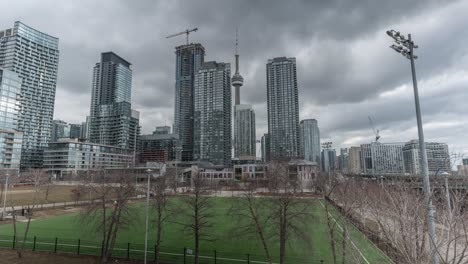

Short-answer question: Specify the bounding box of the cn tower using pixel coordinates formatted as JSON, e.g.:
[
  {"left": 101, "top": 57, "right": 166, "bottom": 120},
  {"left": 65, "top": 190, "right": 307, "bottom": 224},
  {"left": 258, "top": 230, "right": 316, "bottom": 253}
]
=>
[{"left": 231, "top": 30, "right": 244, "bottom": 105}]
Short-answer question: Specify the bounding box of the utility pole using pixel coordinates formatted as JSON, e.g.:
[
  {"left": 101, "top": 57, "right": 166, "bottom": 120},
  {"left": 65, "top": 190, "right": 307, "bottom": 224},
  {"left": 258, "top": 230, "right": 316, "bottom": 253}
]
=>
[{"left": 387, "top": 30, "right": 439, "bottom": 264}]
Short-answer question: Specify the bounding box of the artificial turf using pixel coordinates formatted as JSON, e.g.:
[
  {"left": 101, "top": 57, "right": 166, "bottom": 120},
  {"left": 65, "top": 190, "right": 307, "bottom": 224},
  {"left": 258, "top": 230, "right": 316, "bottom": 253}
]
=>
[{"left": 0, "top": 197, "right": 392, "bottom": 264}]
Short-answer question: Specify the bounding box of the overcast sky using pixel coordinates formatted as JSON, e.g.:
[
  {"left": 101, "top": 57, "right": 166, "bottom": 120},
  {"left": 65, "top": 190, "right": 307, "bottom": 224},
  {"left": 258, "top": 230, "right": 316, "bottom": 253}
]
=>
[{"left": 2, "top": 0, "right": 467, "bottom": 161}]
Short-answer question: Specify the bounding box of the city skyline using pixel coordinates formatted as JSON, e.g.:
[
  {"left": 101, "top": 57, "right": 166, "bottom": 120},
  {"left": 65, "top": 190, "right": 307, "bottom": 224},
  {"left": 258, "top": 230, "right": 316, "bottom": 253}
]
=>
[{"left": 1, "top": 1, "right": 468, "bottom": 157}]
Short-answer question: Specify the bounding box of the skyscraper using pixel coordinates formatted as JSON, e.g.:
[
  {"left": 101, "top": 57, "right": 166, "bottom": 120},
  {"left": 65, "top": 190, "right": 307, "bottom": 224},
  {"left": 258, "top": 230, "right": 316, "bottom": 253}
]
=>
[
  {"left": 88, "top": 52, "right": 140, "bottom": 152},
  {"left": 300, "top": 119, "right": 320, "bottom": 163},
  {"left": 193, "top": 61, "right": 231, "bottom": 166},
  {"left": 173, "top": 44, "right": 205, "bottom": 162},
  {"left": 261, "top": 133, "right": 270, "bottom": 162},
  {"left": 266, "top": 57, "right": 300, "bottom": 159},
  {"left": 321, "top": 148, "right": 336, "bottom": 172},
  {"left": 0, "top": 22, "right": 59, "bottom": 169},
  {"left": 348, "top": 146, "right": 362, "bottom": 174},
  {"left": 232, "top": 32, "right": 256, "bottom": 160},
  {"left": 0, "top": 68, "right": 23, "bottom": 170}
]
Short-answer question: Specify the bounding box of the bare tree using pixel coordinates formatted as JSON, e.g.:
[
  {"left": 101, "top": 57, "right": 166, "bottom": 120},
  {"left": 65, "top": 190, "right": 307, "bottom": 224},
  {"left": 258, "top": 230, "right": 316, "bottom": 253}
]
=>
[
  {"left": 172, "top": 176, "right": 214, "bottom": 264},
  {"left": 151, "top": 175, "right": 171, "bottom": 264},
  {"left": 229, "top": 183, "right": 273, "bottom": 264},
  {"left": 79, "top": 170, "right": 136, "bottom": 263},
  {"left": 266, "top": 160, "right": 312, "bottom": 264},
  {"left": 9, "top": 169, "right": 46, "bottom": 258}
]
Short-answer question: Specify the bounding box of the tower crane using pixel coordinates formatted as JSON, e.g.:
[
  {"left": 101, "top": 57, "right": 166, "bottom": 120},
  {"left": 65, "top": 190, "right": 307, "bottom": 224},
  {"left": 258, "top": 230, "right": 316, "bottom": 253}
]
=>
[
  {"left": 368, "top": 116, "right": 381, "bottom": 142},
  {"left": 166, "top": 28, "right": 198, "bottom": 45}
]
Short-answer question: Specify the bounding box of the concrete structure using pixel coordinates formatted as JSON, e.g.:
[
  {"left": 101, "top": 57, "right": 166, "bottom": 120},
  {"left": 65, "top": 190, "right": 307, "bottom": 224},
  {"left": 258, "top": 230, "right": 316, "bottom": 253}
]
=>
[
  {"left": 193, "top": 61, "right": 231, "bottom": 166},
  {"left": 0, "top": 21, "right": 60, "bottom": 169},
  {"left": 348, "top": 146, "right": 362, "bottom": 174},
  {"left": 88, "top": 52, "right": 140, "bottom": 153},
  {"left": 139, "top": 128, "right": 179, "bottom": 163},
  {"left": 261, "top": 134, "right": 270, "bottom": 162},
  {"left": 44, "top": 139, "right": 133, "bottom": 179},
  {"left": 361, "top": 142, "right": 405, "bottom": 175},
  {"left": 457, "top": 165, "right": 468, "bottom": 176},
  {"left": 192, "top": 164, "right": 233, "bottom": 182},
  {"left": 234, "top": 104, "right": 256, "bottom": 160},
  {"left": 173, "top": 43, "right": 205, "bottom": 162},
  {"left": 300, "top": 119, "right": 320, "bottom": 163},
  {"left": 321, "top": 148, "right": 336, "bottom": 172},
  {"left": 231, "top": 33, "right": 256, "bottom": 161},
  {"left": 403, "top": 140, "right": 450, "bottom": 175},
  {"left": 288, "top": 159, "right": 320, "bottom": 189},
  {"left": 266, "top": 57, "right": 300, "bottom": 159},
  {"left": 463, "top": 158, "right": 468, "bottom": 165},
  {"left": 0, "top": 69, "right": 22, "bottom": 170}
]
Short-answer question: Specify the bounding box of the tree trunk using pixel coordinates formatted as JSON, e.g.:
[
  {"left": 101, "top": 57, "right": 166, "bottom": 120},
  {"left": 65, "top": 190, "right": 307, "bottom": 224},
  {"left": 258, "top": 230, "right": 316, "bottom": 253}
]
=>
[
  {"left": 342, "top": 225, "right": 347, "bottom": 264},
  {"left": 194, "top": 201, "right": 199, "bottom": 264},
  {"left": 279, "top": 206, "right": 287, "bottom": 264},
  {"left": 155, "top": 203, "right": 162, "bottom": 264}
]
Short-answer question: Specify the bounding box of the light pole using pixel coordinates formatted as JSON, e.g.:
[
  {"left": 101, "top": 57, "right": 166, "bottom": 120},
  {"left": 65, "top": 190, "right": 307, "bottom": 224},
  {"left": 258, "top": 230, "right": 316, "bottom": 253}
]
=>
[
  {"left": 387, "top": 29, "right": 439, "bottom": 264},
  {"left": 144, "top": 168, "right": 153, "bottom": 264}
]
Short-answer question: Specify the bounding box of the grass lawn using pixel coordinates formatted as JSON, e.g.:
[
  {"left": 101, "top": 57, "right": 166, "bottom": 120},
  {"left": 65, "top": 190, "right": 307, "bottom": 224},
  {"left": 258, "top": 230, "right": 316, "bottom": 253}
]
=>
[{"left": 0, "top": 197, "right": 392, "bottom": 264}]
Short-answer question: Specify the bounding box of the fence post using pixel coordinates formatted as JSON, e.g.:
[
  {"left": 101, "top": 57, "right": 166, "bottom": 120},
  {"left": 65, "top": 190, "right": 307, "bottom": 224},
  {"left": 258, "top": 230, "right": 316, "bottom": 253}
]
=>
[
  {"left": 246, "top": 254, "right": 250, "bottom": 264},
  {"left": 54, "top": 237, "right": 58, "bottom": 253},
  {"left": 127, "top": 242, "right": 130, "bottom": 259},
  {"left": 32, "top": 236, "right": 36, "bottom": 251},
  {"left": 183, "top": 247, "right": 186, "bottom": 264},
  {"left": 154, "top": 244, "right": 157, "bottom": 261},
  {"left": 214, "top": 250, "right": 217, "bottom": 264},
  {"left": 77, "top": 239, "right": 80, "bottom": 255},
  {"left": 12, "top": 235, "right": 15, "bottom": 249}
]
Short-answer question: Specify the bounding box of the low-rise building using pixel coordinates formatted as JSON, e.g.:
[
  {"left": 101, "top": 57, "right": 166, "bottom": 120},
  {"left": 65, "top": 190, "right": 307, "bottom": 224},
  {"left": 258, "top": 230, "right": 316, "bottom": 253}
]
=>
[
  {"left": 139, "top": 128, "right": 179, "bottom": 164},
  {"left": 44, "top": 139, "right": 133, "bottom": 179},
  {"left": 403, "top": 140, "right": 450, "bottom": 175}
]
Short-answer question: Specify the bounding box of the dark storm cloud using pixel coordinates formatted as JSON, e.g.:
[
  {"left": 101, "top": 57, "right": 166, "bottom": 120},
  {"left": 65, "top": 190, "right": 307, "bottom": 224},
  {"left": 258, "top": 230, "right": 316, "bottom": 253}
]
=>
[{"left": 1, "top": 0, "right": 467, "bottom": 155}]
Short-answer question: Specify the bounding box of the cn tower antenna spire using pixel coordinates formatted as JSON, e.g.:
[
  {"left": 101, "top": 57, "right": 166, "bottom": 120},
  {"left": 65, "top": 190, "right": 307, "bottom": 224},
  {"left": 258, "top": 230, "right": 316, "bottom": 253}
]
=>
[{"left": 232, "top": 28, "right": 244, "bottom": 105}]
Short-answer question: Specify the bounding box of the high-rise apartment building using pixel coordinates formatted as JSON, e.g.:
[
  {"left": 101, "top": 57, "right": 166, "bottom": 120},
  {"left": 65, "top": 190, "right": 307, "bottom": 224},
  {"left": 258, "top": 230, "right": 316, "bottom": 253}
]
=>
[
  {"left": 232, "top": 33, "right": 256, "bottom": 160},
  {"left": 88, "top": 52, "right": 140, "bottom": 153},
  {"left": 339, "top": 148, "right": 349, "bottom": 173},
  {"left": 173, "top": 44, "right": 205, "bottom": 162},
  {"left": 300, "top": 119, "right": 321, "bottom": 163},
  {"left": 403, "top": 140, "right": 450, "bottom": 175},
  {"left": 261, "top": 133, "right": 270, "bottom": 162},
  {"left": 266, "top": 57, "right": 300, "bottom": 159},
  {"left": 348, "top": 146, "right": 362, "bottom": 174},
  {"left": 234, "top": 105, "right": 256, "bottom": 159},
  {"left": 0, "top": 69, "right": 23, "bottom": 170},
  {"left": 0, "top": 21, "right": 59, "bottom": 169},
  {"left": 321, "top": 148, "right": 336, "bottom": 172},
  {"left": 193, "top": 61, "right": 231, "bottom": 166},
  {"left": 361, "top": 142, "right": 405, "bottom": 175}
]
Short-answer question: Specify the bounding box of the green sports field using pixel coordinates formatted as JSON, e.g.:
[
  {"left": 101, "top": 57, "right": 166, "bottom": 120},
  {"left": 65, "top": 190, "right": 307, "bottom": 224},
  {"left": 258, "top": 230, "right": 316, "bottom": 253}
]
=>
[{"left": 0, "top": 198, "right": 392, "bottom": 264}]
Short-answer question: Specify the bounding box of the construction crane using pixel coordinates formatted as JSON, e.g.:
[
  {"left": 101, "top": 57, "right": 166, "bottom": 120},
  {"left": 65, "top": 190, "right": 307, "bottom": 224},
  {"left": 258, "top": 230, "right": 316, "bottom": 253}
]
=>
[
  {"left": 166, "top": 28, "right": 198, "bottom": 45},
  {"left": 368, "top": 116, "right": 381, "bottom": 142}
]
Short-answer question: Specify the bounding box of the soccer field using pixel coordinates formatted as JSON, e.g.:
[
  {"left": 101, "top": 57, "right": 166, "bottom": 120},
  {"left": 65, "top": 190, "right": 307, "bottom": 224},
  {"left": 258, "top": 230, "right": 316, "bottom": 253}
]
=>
[{"left": 0, "top": 197, "right": 392, "bottom": 264}]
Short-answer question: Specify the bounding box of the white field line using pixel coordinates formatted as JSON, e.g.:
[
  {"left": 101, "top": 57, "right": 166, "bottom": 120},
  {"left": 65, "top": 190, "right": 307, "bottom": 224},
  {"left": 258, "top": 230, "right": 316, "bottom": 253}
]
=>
[
  {"left": 319, "top": 201, "right": 370, "bottom": 264},
  {"left": 0, "top": 239, "right": 278, "bottom": 264}
]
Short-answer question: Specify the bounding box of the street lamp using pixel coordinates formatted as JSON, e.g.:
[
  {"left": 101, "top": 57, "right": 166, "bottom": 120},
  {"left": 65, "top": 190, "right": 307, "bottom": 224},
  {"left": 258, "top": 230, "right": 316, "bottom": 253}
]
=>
[{"left": 387, "top": 29, "right": 438, "bottom": 264}]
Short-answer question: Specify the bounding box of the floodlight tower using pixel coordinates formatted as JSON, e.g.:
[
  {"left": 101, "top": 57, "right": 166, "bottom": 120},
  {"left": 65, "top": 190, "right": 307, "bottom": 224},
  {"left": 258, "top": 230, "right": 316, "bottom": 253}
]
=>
[{"left": 386, "top": 29, "right": 438, "bottom": 264}]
